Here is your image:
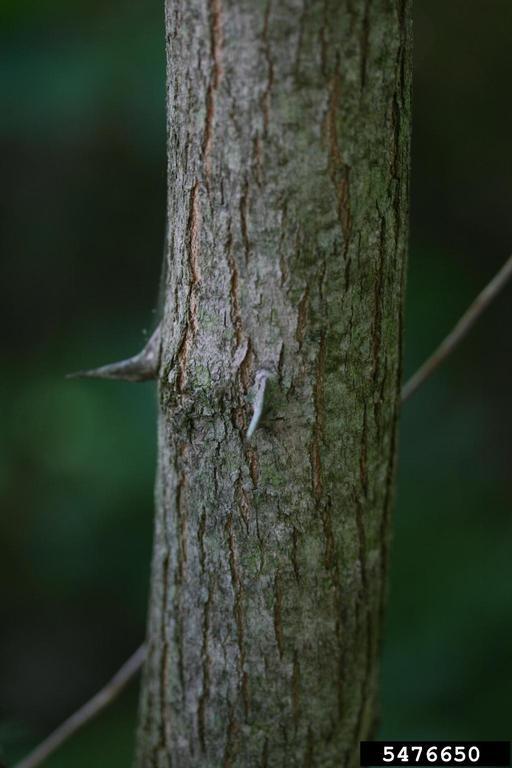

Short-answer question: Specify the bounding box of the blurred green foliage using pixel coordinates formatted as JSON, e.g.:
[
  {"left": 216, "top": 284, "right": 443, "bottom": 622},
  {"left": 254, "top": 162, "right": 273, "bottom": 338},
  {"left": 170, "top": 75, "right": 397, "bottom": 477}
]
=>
[{"left": 1, "top": 1, "right": 511, "bottom": 765}]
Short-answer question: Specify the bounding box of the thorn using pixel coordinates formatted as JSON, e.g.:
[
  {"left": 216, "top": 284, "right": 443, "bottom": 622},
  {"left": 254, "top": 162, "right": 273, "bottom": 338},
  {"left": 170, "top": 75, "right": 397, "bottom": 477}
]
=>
[
  {"left": 247, "top": 368, "right": 273, "bottom": 439},
  {"left": 67, "top": 324, "right": 162, "bottom": 383}
]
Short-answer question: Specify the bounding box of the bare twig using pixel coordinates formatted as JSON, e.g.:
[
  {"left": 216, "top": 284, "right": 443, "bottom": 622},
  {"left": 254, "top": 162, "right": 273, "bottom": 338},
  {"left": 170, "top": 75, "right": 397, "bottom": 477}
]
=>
[
  {"left": 402, "top": 255, "right": 512, "bottom": 403},
  {"left": 13, "top": 645, "right": 146, "bottom": 768},
  {"left": 67, "top": 324, "right": 161, "bottom": 382}
]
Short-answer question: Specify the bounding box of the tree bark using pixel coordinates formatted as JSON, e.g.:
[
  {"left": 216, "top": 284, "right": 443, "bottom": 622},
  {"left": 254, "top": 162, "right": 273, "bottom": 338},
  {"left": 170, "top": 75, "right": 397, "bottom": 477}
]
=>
[{"left": 136, "top": 1, "right": 411, "bottom": 766}]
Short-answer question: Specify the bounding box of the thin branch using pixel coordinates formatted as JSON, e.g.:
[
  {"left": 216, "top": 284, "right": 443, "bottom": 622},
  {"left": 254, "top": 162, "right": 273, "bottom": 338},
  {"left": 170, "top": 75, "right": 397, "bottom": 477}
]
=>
[
  {"left": 401, "top": 255, "right": 512, "bottom": 403},
  {"left": 13, "top": 645, "right": 146, "bottom": 768},
  {"left": 67, "top": 324, "right": 161, "bottom": 383}
]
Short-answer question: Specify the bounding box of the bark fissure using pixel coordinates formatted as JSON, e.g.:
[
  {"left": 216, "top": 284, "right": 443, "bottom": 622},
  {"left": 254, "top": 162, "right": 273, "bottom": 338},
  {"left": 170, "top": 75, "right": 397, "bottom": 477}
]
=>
[
  {"left": 324, "top": 62, "right": 352, "bottom": 255},
  {"left": 360, "top": 0, "right": 371, "bottom": 90},
  {"left": 203, "top": 0, "right": 223, "bottom": 183},
  {"left": 225, "top": 224, "right": 243, "bottom": 348},
  {"left": 225, "top": 512, "right": 249, "bottom": 719},
  {"left": 177, "top": 182, "right": 201, "bottom": 393},
  {"left": 197, "top": 582, "right": 211, "bottom": 752},
  {"left": 157, "top": 553, "right": 171, "bottom": 763},
  {"left": 261, "top": 0, "right": 274, "bottom": 134},
  {"left": 310, "top": 331, "right": 326, "bottom": 504},
  {"left": 295, "top": 286, "right": 310, "bottom": 348},
  {"left": 239, "top": 178, "right": 251, "bottom": 264},
  {"left": 273, "top": 568, "right": 284, "bottom": 659}
]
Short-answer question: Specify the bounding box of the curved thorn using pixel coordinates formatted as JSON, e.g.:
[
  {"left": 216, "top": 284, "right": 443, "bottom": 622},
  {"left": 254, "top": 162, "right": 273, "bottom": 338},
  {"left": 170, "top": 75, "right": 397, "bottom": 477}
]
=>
[
  {"left": 247, "top": 368, "right": 272, "bottom": 439},
  {"left": 67, "top": 324, "right": 162, "bottom": 383}
]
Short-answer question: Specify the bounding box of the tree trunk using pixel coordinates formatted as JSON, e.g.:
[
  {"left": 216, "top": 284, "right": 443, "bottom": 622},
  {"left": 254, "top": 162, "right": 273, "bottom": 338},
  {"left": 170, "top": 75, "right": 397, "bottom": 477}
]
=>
[{"left": 136, "top": 1, "right": 411, "bottom": 766}]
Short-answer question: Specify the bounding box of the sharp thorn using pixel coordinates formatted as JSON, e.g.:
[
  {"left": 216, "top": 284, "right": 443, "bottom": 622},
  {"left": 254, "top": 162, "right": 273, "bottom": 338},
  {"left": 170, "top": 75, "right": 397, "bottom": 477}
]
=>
[
  {"left": 246, "top": 368, "right": 272, "bottom": 439},
  {"left": 67, "top": 324, "right": 162, "bottom": 383}
]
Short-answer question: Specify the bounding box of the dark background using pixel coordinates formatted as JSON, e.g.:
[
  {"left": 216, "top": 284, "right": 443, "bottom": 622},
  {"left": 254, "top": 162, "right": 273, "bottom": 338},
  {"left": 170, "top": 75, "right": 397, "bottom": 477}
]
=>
[{"left": 1, "top": 1, "right": 511, "bottom": 764}]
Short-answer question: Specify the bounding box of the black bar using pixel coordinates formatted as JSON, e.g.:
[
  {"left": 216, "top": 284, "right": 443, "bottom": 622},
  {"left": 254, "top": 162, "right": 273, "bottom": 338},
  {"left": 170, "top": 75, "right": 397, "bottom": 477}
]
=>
[{"left": 360, "top": 741, "right": 510, "bottom": 767}]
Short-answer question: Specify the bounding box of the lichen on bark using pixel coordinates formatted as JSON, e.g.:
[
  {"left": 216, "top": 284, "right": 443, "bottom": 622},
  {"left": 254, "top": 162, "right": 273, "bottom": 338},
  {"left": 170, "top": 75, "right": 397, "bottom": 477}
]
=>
[{"left": 136, "top": 1, "right": 412, "bottom": 766}]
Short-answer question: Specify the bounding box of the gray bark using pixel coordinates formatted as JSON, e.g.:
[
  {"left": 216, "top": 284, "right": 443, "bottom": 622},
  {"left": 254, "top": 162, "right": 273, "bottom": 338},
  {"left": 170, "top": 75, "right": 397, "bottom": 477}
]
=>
[{"left": 136, "top": 1, "right": 411, "bottom": 766}]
